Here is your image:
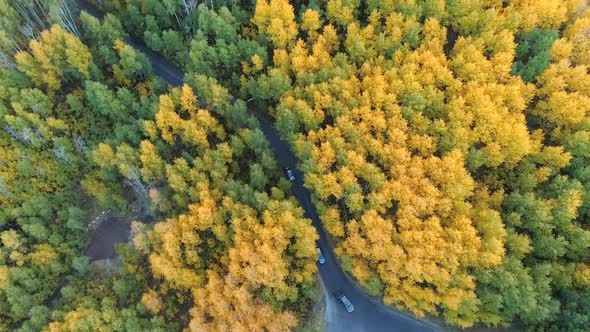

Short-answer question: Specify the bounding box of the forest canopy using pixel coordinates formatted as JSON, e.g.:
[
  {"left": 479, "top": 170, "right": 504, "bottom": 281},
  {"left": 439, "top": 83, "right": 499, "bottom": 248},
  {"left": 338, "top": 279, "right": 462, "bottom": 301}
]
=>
[
  {"left": 1, "top": 0, "right": 590, "bottom": 331},
  {"left": 1, "top": 1, "right": 318, "bottom": 331},
  {"left": 243, "top": 0, "right": 590, "bottom": 329}
]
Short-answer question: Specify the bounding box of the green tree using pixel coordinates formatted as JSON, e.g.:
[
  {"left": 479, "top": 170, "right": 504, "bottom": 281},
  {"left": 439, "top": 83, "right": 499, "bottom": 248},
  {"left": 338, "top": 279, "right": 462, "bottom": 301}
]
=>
[{"left": 512, "top": 29, "right": 559, "bottom": 82}]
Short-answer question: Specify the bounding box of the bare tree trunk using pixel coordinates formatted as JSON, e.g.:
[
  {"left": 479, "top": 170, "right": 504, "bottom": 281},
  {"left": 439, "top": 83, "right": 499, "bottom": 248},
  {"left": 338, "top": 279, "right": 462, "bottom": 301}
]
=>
[
  {"left": 27, "top": 0, "right": 48, "bottom": 31},
  {"left": 0, "top": 51, "right": 16, "bottom": 70},
  {"left": 56, "top": 0, "right": 81, "bottom": 37},
  {"left": 3, "top": 125, "right": 46, "bottom": 147},
  {"left": 181, "top": 0, "right": 192, "bottom": 16},
  {"left": 73, "top": 136, "right": 87, "bottom": 152},
  {"left": 10, "top": 0, "right": 80, "bottom": 41},
  {"left": 32, "top": 0, "right": 52, "bottom": 29},
  {"left": 17, "top": 22, "right": 35, "bottom": 40},
  {"left": 125, "top": 169, "right": 150, "bottom": 200},
  {"left": 52, "top": 144, "right": 70, "bottom": 162},
  {"left": 173, "top": 11, "right": 182, "bottom": 29},
  {"left": 12, "top": 1, "right": 42, "bottom": 40},
  {"left": 6, "top": 35, "right": 24, "bottom": 54}
]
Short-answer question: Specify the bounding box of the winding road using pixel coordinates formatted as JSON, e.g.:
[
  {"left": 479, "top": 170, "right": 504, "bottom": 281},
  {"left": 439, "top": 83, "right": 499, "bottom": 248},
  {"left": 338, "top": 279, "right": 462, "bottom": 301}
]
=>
[{"left": 77, "top": 2, "right": 440, "bottom": 331}]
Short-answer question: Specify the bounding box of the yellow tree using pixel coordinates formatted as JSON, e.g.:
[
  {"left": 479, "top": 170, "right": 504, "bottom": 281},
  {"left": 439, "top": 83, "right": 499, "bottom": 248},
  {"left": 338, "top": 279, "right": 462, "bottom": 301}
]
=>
[
  {"left": 15, "top": 25, "right": 91, "bottom": 91},
  {"left": 505, "top": 0, "right": 585, "bottom": 31},
  {"left": 189, "top": 270, "right": 298, "bottom": 332},
  {"left": 301, "top": 9, "right": 322, "bottom": 42},
  {"left": 139, "top": 140, "right": 165, "bottom": 183},
  {"left": 252, "top": 0, "right": 298, "bottom": 49}
]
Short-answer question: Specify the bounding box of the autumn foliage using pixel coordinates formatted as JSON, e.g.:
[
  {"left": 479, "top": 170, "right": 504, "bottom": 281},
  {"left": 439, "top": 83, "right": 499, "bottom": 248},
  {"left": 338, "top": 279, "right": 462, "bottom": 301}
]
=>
[
  {"left": 245, "top": 0, "right": 590, "bottom": 329},
  {"left": 1, "top": 0, "right": 590, "bottom": 331},
  {"left": 84, "top": 83, "right": 319, "bottom": 330}
]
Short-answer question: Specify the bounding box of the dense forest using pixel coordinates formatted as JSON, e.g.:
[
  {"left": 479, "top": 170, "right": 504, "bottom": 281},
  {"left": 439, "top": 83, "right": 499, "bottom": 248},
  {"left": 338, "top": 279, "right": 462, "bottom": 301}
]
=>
[
  {"left": 1, "top": 0, "right": 589, "bottom": 331},
  {"left": 0, "top": 0, "right": 318, "bottom": 330}
]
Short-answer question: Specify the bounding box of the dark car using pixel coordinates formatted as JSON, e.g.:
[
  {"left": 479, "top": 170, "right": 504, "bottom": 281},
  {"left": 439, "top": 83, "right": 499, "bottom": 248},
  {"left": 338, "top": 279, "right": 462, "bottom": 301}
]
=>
[
  {"left": 334, "top": 289, "right": 355, "bottom": 313},
  {"left": 284, "top": 167, "right": 296, "bottom": 182}
]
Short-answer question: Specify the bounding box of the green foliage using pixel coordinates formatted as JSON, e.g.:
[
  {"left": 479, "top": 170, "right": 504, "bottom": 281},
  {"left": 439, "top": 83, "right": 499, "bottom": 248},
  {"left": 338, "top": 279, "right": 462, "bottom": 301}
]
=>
[
  {"left": 46, "top": 258, "right": 172, "bottom": 331},
  {"left": 0, "top": 3, "right": 162, "bottom": 330},
  {"left": 82, "top": 82, "right": 316, "bottom": 329},
  {"left": 512, "top": 29, "right": 559, "bottom": 82},
  {"left": 72, "top": 256, "right": 91, "bottom": 275},
  {"left": 550, "top": 288, "right": 590, "bottom": 331},
  {"left": 2, "top": 0, "right": 589, "bottom": 331},
  {"left": 100, "top": 1, "right": 264, "bottom": 90},
  {"left": 241, "top": 0, "right": 590, "bottom": 329},
  {"left": 362, "top": 276, "right": 384, "bottom": 297}
]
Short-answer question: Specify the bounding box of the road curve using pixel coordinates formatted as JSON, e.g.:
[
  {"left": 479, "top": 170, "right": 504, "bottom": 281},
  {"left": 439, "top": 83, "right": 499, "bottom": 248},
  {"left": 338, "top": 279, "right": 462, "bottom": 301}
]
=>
[{"left": 76, "top": 2, "right": 440, "bottom": 331}]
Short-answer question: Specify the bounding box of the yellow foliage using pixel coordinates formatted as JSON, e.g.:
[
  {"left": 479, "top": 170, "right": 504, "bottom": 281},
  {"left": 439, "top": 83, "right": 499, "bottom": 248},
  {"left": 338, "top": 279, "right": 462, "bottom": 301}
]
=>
[
  {"left": 28, "top": 244, "right": 58, "bottom": 265},
  {"left": 45, "top": 307, "right": 110, "bottom": 332},
  {"left": 534, "top": 59, "right": 590, "bottom": 142},
  {"left": 155, "top": 88, "right": 226, "bottom": 149},
  {"left": 326, "top": 0, "right": 355, "bottom": 26},
  {"left": 273, "top": 48, "right": 290, "bottom": 71},
  {"left": 0, "top": 266, "right": 10, "bottom": 290},
  {"left": 15, "top": 25, "right": 91, "bottom": 91},
  {"left": 311, "top": 141, "right": 336, "bottom": 172},
  {"left": 9, "top": 251, "right": 25, "bottom": 266},
  {"left": 180, "top": 84, "right": 197, "bottom": 112},
  {"left": 301, "top": 9, "right": 322, "bottom": 42},
  {"left": 189, "top": 271, "right": 298, "bottom": 332},
  {"left": 511, "top": 0, "right": 569, "bottom": 31},
  {"left": 564, "top": 9, "right": 590, "bottom": 65},
  {"left": 321, "top": 206, "right": 345, "bottom": 237},
  {"left": 139, "top": 140, "right": 165, "bottom": 182},
  {"left": 322, "top": 24, "right": 340, "bottom": 52},
  {"left": 251, "top": 54, "right": 264, "bottom": 71},
  {"left": 92, "top": 143, "right": 115, "bottom": 168},
  {"left": 1, "top": 230, "right": 22, "bottom": 250},
  {"left": 551, "top": 38, "right": 573, "bottom": 62},
  {"left": 574, "top": 263, "right": 590, "bottom": 286},
  {"left": 143, "top": 120, "right": 159, "bottom": 140},
  {"left": 252, "top": 0, "right": 298, "bottom": 48},
  {"left": 141, "top": 289, "right": 163, "bottom": 314},
  {"left": 351, "top": 257, "right": 373, "bottom": 281},
  {"left": 131, "top": 220, "right": 150, "bottom": 253}
]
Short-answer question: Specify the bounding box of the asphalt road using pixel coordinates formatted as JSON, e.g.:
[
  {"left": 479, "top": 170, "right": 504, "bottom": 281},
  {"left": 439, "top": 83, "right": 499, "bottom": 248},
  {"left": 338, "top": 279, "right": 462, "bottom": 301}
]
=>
[{"left": 77, "top": 2, "right": 440, "bottom": 331}]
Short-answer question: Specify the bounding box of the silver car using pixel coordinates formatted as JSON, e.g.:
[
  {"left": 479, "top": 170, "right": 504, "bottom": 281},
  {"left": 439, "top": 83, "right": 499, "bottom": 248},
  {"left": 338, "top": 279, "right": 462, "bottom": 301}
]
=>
[{"left": 334, "top": 289, "right": 355, "bottom": 313}]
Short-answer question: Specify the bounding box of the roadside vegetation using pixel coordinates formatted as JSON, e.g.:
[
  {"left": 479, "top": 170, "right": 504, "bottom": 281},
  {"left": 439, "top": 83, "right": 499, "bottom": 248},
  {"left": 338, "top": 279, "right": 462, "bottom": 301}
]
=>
[
  {"left": 246, "top": 1, "right": 590, "bottom": 330},
  {"left": 1, "top": 0, "right": 589, "bottom": 331},
  {"left": 1, "top": 1, "right": 318, "bottom": 330},
  {"left": 0, "top": 2, "right": 161, "bottom": 328}
]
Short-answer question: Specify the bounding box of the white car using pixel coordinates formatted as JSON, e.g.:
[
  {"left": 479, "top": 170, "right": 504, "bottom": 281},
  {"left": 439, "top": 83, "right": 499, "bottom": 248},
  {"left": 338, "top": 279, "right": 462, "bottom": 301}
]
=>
[
  {"left": 284, "top": 167, "right": 296, "bottom": 182},
  {"left": 334, "top": 289, "right": 355, "bottom": 313},
  {"left": 316, "top": 247, "right": 326, "bottom": 264}
]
